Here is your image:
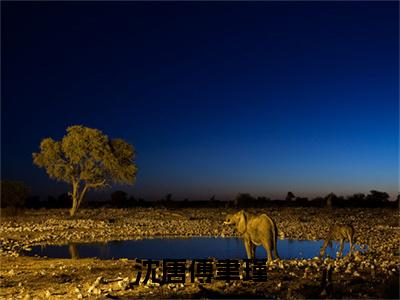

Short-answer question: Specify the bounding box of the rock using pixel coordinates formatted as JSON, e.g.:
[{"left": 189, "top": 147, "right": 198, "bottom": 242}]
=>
[
  {"left": 88, "top": 276, "right": 103, "bottom": 294},
  {"left": 93, "top": 276, "right": 103, "bottom": 286},
  {"left": 353, "top": 271, "right": 360, "bottom": 277},
  {"left": 90, "top": 287, "right": 101, "bottom": 295},
  {"left": 118, "top": 277, "right": 130, "bottom": 290}
]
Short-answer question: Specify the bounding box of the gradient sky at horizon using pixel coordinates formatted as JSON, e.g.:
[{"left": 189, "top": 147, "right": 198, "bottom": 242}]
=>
[{"left": 2, "top": 2, "right": 399, "bottom": 200}]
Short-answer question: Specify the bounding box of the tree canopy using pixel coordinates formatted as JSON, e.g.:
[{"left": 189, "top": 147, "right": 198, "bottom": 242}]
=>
[{"left": 33, "top": 125, "right": 137, "bottom": 216}]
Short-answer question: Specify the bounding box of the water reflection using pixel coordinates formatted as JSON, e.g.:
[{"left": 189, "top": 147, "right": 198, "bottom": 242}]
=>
[
  {"left": 28, "top": 237, "right": 364, "bottom": 260},
  {"left": 68, "top": 243, "right": 79, "bottom": 259}
]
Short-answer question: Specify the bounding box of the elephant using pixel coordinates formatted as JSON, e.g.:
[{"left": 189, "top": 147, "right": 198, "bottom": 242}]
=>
[
  {"left": 224, "top": 210, "right": 279, "bottom": 262},
  {"left": 319, "top": 224, "right": 354, "bottom": 258}
]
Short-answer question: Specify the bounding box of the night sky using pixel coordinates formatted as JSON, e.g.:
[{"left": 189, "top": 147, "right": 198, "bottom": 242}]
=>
[{"left": 2, "top": 2, "right": 398, "bottom": 200}]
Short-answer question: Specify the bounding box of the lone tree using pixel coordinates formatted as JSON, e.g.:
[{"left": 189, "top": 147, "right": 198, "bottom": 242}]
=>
[{"left": 33, "top": 125, "right": 137, "bottom": 216}]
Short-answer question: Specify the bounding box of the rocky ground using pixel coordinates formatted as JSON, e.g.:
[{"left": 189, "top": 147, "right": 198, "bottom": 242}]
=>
[{"left": 0, "top": 207, "right": 399, "bottom": 299}]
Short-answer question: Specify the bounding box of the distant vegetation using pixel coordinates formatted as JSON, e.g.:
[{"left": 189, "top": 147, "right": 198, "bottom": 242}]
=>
[
  {"left": 2, "top": 185, "right": 398, "bottom": 211},
  {"left": 32, "top": 125, "right": 137, "bottom": 216},
  {"left": 1, "top": 181, "right": 30, "bottom": 213}
]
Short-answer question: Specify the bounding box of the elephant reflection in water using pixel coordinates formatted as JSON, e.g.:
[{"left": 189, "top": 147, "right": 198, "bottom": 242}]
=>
[{"left": 68, "top": 243, "right": 79, "bottom": 259}]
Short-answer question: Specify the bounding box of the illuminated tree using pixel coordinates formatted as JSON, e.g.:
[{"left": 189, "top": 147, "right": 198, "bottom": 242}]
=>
[{"left": 33, "top": 125, "right": 137, "bottom": 216}]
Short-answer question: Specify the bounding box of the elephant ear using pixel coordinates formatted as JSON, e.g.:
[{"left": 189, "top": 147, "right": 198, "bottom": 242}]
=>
[{"left": 237, "top": 210, "right": 247, "bottom": 234}]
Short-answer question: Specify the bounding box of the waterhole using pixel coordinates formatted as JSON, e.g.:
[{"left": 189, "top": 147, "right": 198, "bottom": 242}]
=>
[{"left": 26, "top": 237, "right": 364, "bottom": 260}]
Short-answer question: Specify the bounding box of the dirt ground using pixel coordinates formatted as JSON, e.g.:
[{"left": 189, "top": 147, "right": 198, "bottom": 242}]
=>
[{"left": 0, "top": 207, "right": 399, "bottom": 299}]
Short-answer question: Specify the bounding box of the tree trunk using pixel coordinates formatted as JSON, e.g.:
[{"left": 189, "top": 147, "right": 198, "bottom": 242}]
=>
[
  {"left": 69, "top": 181, "right": 79, "bottom": 217},
  {"left": 70, "top": 195, "right": 79, "bottom": 217},
  {"left": 69, "top": 182, "right": 89, "bottom": 217},
  {"left": 77, "top": 185, "right": 88, "bottom": 210},
  {"left": 69, "top": 180, "right": 105, "bottom": 217}
]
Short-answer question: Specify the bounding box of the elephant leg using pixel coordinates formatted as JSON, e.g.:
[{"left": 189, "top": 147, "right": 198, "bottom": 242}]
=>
[
  {"left": 262, "top": 240, "right": 273, "bottom": 262},
  {"left": 338, "top": 239, "right": 344, "bottom": 258},
  {"left": 268, "top": 250, "right": 274, "bottom": 262},
  {"left": 274, "top": 240, "right": 280, "bottom": 260},
  {"left": 348, "top": 234, "right": 354, "bottom": 255},
  {"left": 244, "top": 237, "right": 252, "bottom": 259},
  {"left": 251, "top": 244, "right": 257, "bottom": 259},
  {"left": 319, "top": 242, "right": 327, "bottom": 258}
]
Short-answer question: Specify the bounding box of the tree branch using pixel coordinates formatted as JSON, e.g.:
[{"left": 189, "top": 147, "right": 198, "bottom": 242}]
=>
[
  {"left": 77, "top": 184, "right": 88, "bottom": 208},
  {"left": 86, "top": 179, "right": 107, "bottom": 189}
]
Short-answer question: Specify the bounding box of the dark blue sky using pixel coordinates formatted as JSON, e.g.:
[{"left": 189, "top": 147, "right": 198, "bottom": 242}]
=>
[{"left": 2, "top": 2, "right": 398, "bottom": 200}]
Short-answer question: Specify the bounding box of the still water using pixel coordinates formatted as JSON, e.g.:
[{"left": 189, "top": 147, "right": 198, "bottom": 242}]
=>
[{"left": 26, "top": 238, "right": 362, "bottom": 260}]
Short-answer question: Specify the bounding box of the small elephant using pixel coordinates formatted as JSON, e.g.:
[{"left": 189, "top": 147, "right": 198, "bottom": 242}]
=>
[
  {"left": 319, "top": 224, "right": 354, "bottom": 258},
  {"left": 224, "top": 210, "right": 279, "bottom": 262}
]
